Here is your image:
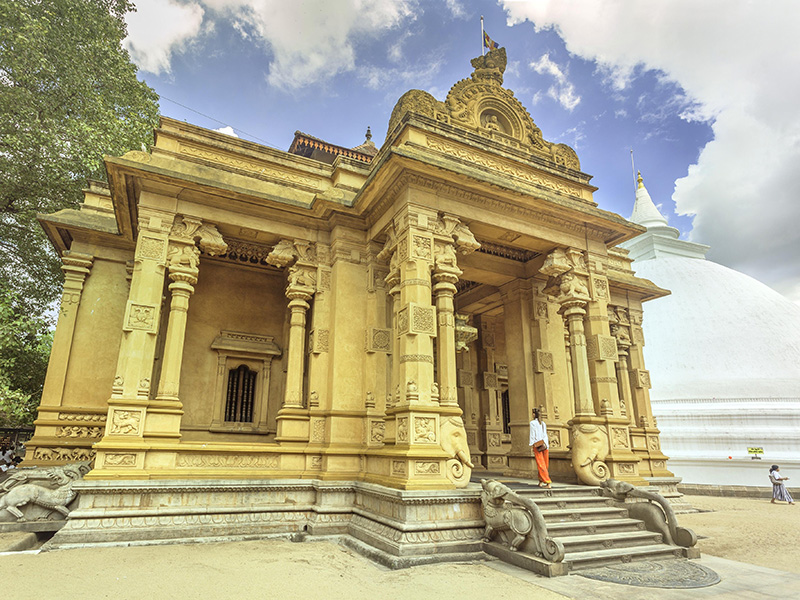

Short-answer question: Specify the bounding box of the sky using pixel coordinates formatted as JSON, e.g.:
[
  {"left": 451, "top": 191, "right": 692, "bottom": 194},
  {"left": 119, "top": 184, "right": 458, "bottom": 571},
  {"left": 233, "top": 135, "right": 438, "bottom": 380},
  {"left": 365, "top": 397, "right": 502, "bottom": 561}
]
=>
[{"left": 122, "top": 0, "right": 800, "bottom": 304}]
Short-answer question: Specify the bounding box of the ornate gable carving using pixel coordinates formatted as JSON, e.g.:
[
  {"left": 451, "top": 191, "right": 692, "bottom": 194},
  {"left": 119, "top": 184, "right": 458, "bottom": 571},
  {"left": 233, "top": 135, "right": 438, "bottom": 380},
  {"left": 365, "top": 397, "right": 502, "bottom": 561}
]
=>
[{"left": 387, "top": 47, "right": 580, "bottom": 171}]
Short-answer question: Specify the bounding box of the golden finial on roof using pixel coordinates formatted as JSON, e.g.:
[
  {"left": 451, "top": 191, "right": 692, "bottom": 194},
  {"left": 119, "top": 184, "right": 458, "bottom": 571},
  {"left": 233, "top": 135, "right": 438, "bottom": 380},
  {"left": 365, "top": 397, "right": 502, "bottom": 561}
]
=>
[{"left": 637, "top": 171, "right": 644, "bottom": 189}]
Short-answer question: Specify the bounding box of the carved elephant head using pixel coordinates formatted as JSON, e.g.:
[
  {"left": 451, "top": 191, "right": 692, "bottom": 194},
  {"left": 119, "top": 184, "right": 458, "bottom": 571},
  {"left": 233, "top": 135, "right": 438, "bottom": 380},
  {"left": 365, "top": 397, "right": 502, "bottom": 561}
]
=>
[
  {"left": 569, "top": 423, "right": 610, "bottom": 486},
  {"left": 440, "top": 416, "right": 474, "bottom": 487}
]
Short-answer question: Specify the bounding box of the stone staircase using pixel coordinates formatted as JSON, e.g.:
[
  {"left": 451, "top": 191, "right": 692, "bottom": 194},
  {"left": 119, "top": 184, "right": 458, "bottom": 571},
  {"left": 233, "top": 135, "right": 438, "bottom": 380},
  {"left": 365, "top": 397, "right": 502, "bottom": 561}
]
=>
[{"left": 488, "top": 480, "right": 696, "bottom": 575}]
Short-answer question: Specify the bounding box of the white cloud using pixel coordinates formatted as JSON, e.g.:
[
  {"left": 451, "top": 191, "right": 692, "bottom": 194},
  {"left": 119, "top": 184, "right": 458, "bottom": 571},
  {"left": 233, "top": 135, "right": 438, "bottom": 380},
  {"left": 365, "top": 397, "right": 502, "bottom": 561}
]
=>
[
  {"left": 444, "top": 0, "right": 467, "bottom": 19},
  {"left": 124, "top": 0, "right": 205, "bottom": 75},
  {"left": 214, "top": 126, "right": 239, "bottom": 137},
  {"left": 502, "top": 0, "right": 800, "bottom": 300},
  {"left": 529, "top": 53, "right": 580, "bottom": 111},
  {"left": 202, "top": 0, "right": 416, "bottom": 89}
]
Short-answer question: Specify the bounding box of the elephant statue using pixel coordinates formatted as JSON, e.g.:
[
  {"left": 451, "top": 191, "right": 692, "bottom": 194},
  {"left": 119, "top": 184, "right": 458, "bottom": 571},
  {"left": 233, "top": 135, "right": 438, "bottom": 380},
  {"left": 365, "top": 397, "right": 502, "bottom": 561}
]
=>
[
  {"left": 600, "top": 479, "right": 697, "bottom": 548},
  {"left": 569, "top": 423, "right": 610, "bottom": 486},
  {"left": 440, "top": 416, "right": 474, "bottom": 487}
]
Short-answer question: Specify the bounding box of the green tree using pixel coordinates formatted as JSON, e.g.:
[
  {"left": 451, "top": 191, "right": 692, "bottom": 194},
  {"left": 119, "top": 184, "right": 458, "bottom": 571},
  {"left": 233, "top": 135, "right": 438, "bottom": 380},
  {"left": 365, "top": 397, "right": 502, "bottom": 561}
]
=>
[
  {"left": 0, "top": 0, "right": 160, "bottom": 315},
  {"left": 0, "top": 290, "right": 53, "bottom": 427}
]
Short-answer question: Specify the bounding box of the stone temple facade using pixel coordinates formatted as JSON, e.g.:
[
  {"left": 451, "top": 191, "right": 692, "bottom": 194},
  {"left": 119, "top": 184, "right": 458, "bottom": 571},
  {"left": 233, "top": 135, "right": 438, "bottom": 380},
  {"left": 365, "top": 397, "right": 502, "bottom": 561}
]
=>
[{"left": 24, "top": 49, "right": 674, "bottom": 551}]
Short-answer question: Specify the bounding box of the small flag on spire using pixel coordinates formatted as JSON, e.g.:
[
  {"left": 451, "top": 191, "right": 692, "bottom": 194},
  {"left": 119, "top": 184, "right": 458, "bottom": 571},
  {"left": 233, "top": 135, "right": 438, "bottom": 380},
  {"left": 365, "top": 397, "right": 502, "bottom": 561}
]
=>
[{"left": 483, "top": 30, "right": 499, "bottom": 52}]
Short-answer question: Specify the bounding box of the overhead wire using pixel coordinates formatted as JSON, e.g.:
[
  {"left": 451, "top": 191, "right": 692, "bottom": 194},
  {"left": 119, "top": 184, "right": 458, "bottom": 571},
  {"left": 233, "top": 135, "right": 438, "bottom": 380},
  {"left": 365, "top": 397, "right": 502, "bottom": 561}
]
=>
[{"left": 158, "top": 94, "right": 283, "bottom": 150}]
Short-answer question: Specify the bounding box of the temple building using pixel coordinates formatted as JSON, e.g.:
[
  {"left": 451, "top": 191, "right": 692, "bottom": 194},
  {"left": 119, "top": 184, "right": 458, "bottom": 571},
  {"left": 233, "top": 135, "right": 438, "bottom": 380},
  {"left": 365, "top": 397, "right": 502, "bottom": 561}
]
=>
[
  {"left": 23, "top": 49, "right": 678, "bottom": 551},
  {"left": 621, "top": 175, "right": 800, "bottom": 489}
]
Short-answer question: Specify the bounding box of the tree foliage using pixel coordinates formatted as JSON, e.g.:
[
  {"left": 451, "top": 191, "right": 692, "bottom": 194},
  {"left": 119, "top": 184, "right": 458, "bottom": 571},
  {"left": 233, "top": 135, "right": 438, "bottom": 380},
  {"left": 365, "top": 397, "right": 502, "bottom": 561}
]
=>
[
  {"left": 0, "top": 0, "right": 160, "bottom": 314},
  {"left": 0, "top": 290, "right": 52, "bottom": 427}
]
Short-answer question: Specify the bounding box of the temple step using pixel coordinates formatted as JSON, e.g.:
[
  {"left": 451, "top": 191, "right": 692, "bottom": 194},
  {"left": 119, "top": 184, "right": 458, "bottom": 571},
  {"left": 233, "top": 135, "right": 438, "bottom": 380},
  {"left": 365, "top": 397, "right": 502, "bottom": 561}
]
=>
[
  {"left": 541, "top": 506, "right": 629, "bottom": 523},
  {"left": 565, "top": 543, "right": 685, "bottom": 571},
  {"left": 556, "top": 530, "right": 664, "bottom": 554},
  {"left": 546, "top": 517, "right": 647, "bottom": 537},
  {"left": 516, "top": 494, "right": 614, "bottom": 509}
]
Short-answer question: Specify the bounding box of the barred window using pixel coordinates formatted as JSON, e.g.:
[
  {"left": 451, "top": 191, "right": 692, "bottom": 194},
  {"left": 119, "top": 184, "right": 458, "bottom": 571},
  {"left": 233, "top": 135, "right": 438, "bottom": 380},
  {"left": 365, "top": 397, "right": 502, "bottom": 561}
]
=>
[{"left": 225, "top": 364, "right": 257, "bottom": 423}]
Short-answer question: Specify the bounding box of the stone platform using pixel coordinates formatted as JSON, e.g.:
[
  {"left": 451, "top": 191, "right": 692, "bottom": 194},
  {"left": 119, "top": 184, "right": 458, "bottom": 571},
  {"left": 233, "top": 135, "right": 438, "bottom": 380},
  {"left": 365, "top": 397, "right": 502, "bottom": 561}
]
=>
[{"left": 46, "top": 479, "right": 485, "bottom": 568}]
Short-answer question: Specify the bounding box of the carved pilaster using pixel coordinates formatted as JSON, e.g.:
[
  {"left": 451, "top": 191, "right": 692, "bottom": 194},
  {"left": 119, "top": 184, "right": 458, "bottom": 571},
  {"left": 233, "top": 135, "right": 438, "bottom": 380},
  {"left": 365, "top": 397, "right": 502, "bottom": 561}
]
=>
[{"left": 39, "top": 251, "right": 94, "bottom": 408}]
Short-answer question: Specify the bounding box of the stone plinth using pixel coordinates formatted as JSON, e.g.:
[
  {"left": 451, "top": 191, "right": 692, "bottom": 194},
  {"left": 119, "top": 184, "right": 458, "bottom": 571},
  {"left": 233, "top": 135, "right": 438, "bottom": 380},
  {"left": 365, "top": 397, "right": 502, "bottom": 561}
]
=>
[{"left": 46, "top": 479, "right": 484, "bottom": 567}]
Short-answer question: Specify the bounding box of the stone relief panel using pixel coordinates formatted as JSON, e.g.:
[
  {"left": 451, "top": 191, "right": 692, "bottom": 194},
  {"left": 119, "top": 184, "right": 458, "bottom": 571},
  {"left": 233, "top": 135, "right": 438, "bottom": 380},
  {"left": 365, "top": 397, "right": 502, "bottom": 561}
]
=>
[
  {"left": 413, "top": 417, "right": 437, "bottom": 443},
  {"left": 136, "top": 236, "right": 167, "bottom": 261},
  {"left": 415, "top": 461, "right": 440, "bottom": 475},
  {"left": 392, "top": 460, "right": 407, "bottom": 475},
  {"left": 534, "top": 350, "right": 554, "bottom": 373},
  {"left": 617, "top": 462, "right": 636, "bottom": 474},
  {"left": 457, "top": 369, "right": 473, "bottom": 388},
  {"left": 611, "top": 427, "right": 630, "bottom": 448},
  {"left": 488, "top": 432, "right": 501, "bottom": 447},
  {"left": 108, "top": 409, "right": 143, "bottom": 436},
  {"left": 411, "top": 234, "right": 433, "bottom": 261},
  {"left": 311, "top": 418, "right": 325, "bottom": 443},
  {"left": 123, "top": 302, "right": 158, "bottom": 333},
  {"left": 370, "top": 420, "right": 386, "bottom": 444},
  {"left": 483, "top": 372, "right": 499, "bottom": 390},
  {"left": 648, "top": 436, "right": 661, "bottom": 451},
  {"left": 104, "top": 453, "right": 137, "bottom": 467},
  {"left": 397, "top": 307, "right": 409, "bottom": 335},
  {"left": 549, "top": 429, "right": 562, "bottom": 449},
  {"left": 591, "top": 276, "right": 609, "bottom": 300},
  {"left": 632, "top": 369, "right": 652, "bottom": 389},
  {"left": 308, "top": 329, "right": 330, "bottom": 353},
  {"left": 586, "top": 335, "right": 618, "bottom": 361},
  {"left": 396, "top": 417, "right": 409, "bottom": 443},
  {"left": 365, "top": 328, "right": 392, "bottom": 353},
  {"left": 409, "top": 304, "right": 437, "bottom": 336}
]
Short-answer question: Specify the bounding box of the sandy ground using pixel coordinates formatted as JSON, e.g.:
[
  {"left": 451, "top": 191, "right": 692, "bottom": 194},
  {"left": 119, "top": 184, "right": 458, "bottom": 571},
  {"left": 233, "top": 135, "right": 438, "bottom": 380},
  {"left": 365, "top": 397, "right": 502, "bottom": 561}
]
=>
[
  {"left": 1, "top": 494, "right": 797, "bottom": 600},
  {"left": 678, "top": 494, "right": 800, "bottom": 574}
]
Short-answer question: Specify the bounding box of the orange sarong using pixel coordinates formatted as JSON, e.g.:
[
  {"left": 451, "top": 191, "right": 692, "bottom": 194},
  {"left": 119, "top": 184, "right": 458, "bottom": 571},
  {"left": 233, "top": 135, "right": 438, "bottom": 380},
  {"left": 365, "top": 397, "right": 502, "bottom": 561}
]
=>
[{"left": 534, "top": 447, "right": 551, "bottom": 484}]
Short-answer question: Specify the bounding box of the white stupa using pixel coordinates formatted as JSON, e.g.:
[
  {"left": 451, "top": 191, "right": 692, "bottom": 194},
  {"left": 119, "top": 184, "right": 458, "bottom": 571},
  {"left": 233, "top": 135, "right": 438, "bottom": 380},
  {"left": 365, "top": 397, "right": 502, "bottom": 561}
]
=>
[{"left": 621, "top": 173, "right": 800, "bottom": 488}]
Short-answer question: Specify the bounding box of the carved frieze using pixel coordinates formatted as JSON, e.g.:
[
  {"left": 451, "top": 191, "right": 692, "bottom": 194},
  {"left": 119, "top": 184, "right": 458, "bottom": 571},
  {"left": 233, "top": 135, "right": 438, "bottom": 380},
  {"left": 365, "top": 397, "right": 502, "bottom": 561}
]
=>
[
  {"left": 392, "top": 460, "right": 407, "bottom": 475},
  {"left": 549, "top": 429, "right": 562, "bottom": 448},
  {"left": 488, "top": 432, "right": 501, "bottom": 447},
  {"left": 175, "top": 453, "right": 279, "bottom": 468},
  {"left": 56, "top": 426, "right": 103, "bottom": 439},
  {"left": 32, "top": 447, "right": 96, "bottom": 462}
]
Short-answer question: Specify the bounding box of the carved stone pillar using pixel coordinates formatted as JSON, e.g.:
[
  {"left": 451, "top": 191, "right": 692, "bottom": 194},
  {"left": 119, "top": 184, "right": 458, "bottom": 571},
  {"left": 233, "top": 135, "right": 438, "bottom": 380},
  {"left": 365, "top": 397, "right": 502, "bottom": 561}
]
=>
[
  {"left": 377, "top": 209, "right": 477, "bottom": 489},
  {"left": 610, "top": 314, "right": 634, "bottom": 426},
  {"left": 499, "top": 280, "right": 537, "bottom": 477},
  {"left": 433, "top": 242, "right": 461, "bottom": 408},
  {"left": 91, "top": 207, "right": 174, "bottom": 475},
  {"left": 275, "top": 265, "right": 315, "bottom": 441},
  {"left": 39, "top": 251, "right": 94, "bottom": 407},
  {"left": 154, "top": 227, "right": 202, "bottom": 405}
]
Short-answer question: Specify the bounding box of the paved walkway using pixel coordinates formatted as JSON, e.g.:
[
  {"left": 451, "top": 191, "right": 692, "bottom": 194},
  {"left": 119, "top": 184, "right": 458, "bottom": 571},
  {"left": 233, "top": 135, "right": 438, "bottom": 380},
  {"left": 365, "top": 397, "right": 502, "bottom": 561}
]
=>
[{"left": 488, "top": 556, "right": 800, "bottom": 599}]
